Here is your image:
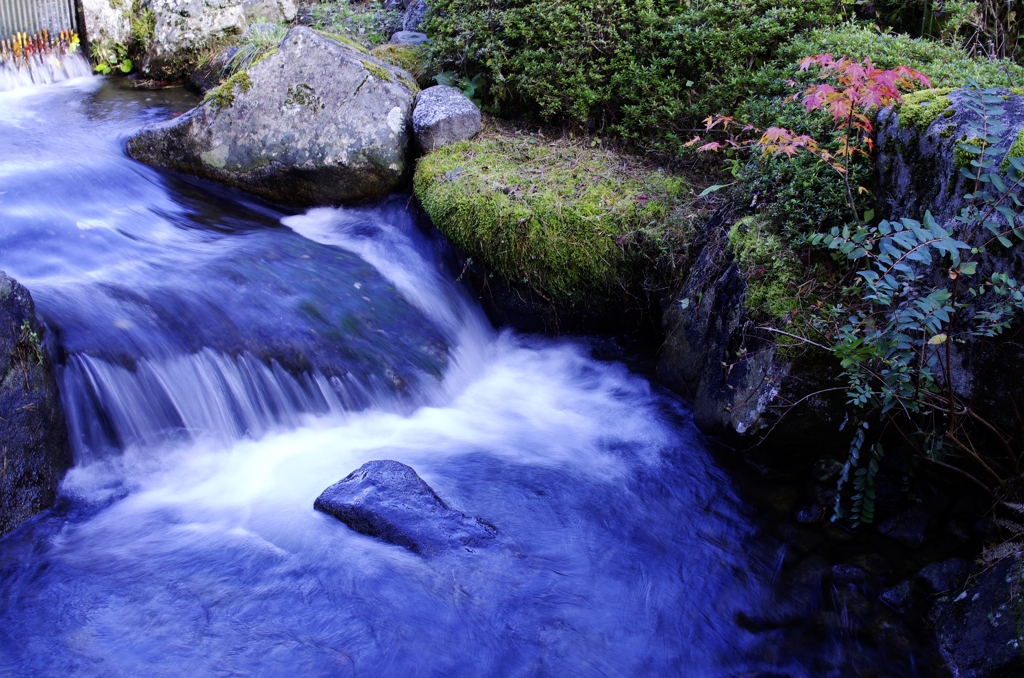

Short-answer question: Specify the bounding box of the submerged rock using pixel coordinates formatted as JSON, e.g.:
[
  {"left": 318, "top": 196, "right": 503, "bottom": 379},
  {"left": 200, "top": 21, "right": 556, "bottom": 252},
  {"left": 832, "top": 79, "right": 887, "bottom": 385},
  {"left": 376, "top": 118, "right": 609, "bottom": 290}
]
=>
[
  {"left": 128, "top": 26, "right": 416, "bottom": 206},
  {"left": 314, "top": 460, "right": 497, "bottom": 555},
  {"left": 918, "top": 558, "right": 969, "bottom": 595},
  {"left": 933, "top": 557, "right": 1024, "bottom": 677},
  {"left": 413, "top": 85, "right": 481, "bottom": 153},
  {"left": 878, "top": 504, "right": 934, "bottom": 549},
  {"left": 0, "top": 272, "right": 72, "bottom": 537}
]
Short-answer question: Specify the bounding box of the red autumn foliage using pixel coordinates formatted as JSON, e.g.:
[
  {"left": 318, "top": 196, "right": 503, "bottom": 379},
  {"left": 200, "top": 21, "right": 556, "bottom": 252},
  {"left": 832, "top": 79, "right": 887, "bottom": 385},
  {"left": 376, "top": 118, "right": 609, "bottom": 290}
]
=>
[{"left": 688, "top": 54, "right": 931, "bottom": 177}]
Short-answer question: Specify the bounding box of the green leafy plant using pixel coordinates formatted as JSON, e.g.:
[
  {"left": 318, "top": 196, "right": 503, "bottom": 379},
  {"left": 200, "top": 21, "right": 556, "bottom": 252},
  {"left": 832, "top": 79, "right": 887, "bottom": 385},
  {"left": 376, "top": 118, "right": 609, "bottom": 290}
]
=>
[
  {"left": 426, "top": 0, "right": 840, "bottom": 153},
  {"left": 91, "top": 42, "right": 132, "bottom": 74},
  {"left": 810, "top": 83, "right": 1024, "bottom": 519},
  {"left": 433, "top": 71, "right": 493, "bottom": 111}
]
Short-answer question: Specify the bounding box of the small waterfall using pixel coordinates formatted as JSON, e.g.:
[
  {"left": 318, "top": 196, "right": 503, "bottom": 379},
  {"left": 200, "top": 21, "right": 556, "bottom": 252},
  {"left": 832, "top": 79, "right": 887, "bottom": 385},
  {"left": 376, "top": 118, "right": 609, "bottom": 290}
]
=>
[
  {"left": 59, "top": 350, "right": 389, "bottom": 462},
  {"left": 0, "top": 49, "right": 89, "bottom": 90}
]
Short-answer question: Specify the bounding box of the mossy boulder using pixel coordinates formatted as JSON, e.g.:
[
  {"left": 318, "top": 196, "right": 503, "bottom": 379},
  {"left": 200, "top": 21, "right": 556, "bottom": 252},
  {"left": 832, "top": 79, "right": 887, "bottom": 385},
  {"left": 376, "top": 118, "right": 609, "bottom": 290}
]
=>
[
  {"left": 128, "top": 27, "right": 416, "bottom": 206},
  {"left": 413, "top": 123, "right": 698, "bottom": 329},
  {"left": 0, "top": 272, "right": 71, "bottom": 538},
  {"left": 876, "top": 87, "right": 1024, "bottom": 447},
  {"left": 878, "top": 88, "right": 1024, "bottom": 230}
]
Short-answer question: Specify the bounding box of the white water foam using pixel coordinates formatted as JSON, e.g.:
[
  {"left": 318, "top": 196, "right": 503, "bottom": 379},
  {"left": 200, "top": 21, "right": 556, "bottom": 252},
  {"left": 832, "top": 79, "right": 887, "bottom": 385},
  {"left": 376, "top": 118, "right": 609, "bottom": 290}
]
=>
[{"left": 0, "top": 51, "right": 91, "bottom": 92}]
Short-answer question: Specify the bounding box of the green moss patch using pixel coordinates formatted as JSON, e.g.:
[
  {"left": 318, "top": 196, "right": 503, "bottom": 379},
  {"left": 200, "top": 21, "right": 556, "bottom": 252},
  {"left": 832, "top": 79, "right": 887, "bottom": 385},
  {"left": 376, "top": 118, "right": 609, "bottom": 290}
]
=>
[
  {"left": 360, "top": 59, "right": 393, "bottom": 83},
  {"left": 371, "top": 43, "right": 425, "bottom": 76},
  {"left": 729, "top": 217, "right": 803, "bottom": 319},
  {"left": 1002, "top": 128, "right": 1024, "bottom": 172},
  {"left": 413, "top": 125, "right": 698, "bottom": 301},
  {"left": 204, "top": 70, "right": 252, "bottom": 110},
  {"left": 370, "top": 43, "right": 427, "bottom": 91},
  {"left": 898, "top": 88, "right": 955, "bottom": 132},
  {"left": 955, "top": 136, "right": 988, "bottom": 171},
  {"left": 313, "top": 29, "right": 370, "bottom": 54}
]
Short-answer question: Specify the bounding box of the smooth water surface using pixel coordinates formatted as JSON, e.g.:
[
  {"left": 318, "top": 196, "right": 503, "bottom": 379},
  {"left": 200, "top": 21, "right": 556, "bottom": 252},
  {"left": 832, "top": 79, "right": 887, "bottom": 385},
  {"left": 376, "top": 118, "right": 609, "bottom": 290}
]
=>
[{"left": 0, "top": 78, "right": 932, "bottom": 677}]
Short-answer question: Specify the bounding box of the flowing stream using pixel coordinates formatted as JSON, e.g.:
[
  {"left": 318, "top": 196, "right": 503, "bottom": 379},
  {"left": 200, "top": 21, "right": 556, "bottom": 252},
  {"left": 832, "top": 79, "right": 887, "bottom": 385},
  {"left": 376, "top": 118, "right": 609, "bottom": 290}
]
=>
[{"left": 0, "top": 77, "right": 937, "bottom": 676}]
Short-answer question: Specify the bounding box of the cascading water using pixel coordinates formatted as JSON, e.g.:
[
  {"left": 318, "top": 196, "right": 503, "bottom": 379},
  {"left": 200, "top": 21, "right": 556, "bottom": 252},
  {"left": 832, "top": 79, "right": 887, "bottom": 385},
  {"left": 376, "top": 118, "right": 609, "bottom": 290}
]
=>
[
  {"left": 0, "top": 49, "right": 89, "bottom": 89},
  {"left": 0, "top": 77, "right": 940, "bottom": 676}
]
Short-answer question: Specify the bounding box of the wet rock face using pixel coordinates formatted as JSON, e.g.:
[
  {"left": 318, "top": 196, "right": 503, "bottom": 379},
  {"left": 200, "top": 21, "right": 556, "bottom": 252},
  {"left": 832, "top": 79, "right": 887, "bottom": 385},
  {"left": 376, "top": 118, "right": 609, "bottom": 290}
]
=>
[
  {"left": 933, "top": 557, "right": 1024, "bottom": 678},
  {"left": 80, "top": 0, "right": 131, "bottom": 44},
  {"left": 314, "top": 460, "right": 497, "bottom": 556},
  {"left": 0, "top": 272, "right": 72, "bottom": 538},
  {"left": 128, "top": 27, "right": 416, "bottom": 206},
  {"left": 412, "top": 85, "right": 481, "bottom": 153},
  {"left": 655, "top": 211, "right": 845, "bottom": 454}
]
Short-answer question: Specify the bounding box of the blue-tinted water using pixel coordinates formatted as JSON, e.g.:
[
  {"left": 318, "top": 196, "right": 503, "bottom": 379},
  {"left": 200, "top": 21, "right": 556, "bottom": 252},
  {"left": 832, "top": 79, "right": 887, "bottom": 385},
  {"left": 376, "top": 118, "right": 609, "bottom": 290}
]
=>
[{"left": 0, "top": 77, "right": 934, "bottom": 677}]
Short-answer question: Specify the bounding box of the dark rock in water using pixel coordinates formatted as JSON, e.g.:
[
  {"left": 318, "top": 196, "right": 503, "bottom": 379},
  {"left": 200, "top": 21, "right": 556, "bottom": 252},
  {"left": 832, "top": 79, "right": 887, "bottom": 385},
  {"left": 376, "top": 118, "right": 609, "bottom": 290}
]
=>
[
  {"left": 128, "top": 27, "right": 416, "bottom": 207},
  {"left": 831, "top": 564, "right": 871, "bottom": 584},
  {"left": 918, "top": 558, "right": 969, "bottom": 595},
  {"left": 0, "top": 272, "right": 72, "bottom": 537},
  {"left": 878, "top": 504, "right": 934, "bottom": 548},
  {"left": 314, "top": 460, "right": 497, "bottom": 555},
  {"left": 403, "top": 0, "right": 427, "bottom": 31},
  {"left": 933, "top": 557, "right": 1024, "bottom": 677},
  {"left": 413, "top": 85, "right": 481, "bottom": 153},
  {"left": 880, "top": 579, "right": 925, "bottom": 617},
  {"left": 795, "top": 502, "right": 825, "bottom": 525},
  {"left": 391, "top": 30, "right": 428, "bottom": 45}
]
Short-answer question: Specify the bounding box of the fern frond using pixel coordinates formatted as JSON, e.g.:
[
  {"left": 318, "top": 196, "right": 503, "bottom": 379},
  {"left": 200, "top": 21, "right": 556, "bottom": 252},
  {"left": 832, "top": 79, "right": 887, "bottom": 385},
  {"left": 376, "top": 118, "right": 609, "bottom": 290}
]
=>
[
  {"left": 981, "top": 541, "right": 1024, "bottom": 564},
  {"left": 994, "top": 518, "right": 1024, "bottom": 534}
]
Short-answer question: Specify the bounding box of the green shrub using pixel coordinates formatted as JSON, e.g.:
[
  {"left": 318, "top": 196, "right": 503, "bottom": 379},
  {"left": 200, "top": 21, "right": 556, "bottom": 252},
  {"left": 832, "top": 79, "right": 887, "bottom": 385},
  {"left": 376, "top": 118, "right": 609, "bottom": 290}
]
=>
[
  {"left": 413, "top": 125, "right": 697, "bottom": 301},
  {"left": 426, "top": 0, "right": 840, "bottom": 152}
]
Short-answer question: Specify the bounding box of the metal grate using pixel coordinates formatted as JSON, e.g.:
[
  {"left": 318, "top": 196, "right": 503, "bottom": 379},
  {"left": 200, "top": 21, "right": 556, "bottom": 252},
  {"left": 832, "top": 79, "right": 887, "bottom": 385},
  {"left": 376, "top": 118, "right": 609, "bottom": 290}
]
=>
[{"left": 0, "top": 0, "right": 77, "bottom": 42}]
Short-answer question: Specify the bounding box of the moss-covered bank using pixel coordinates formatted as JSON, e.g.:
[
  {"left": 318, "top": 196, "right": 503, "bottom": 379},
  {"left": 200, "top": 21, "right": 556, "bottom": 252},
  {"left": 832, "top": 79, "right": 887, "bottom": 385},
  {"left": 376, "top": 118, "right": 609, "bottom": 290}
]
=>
[{"left": 414, "top": 122, "right": 702, "bottom": 313}]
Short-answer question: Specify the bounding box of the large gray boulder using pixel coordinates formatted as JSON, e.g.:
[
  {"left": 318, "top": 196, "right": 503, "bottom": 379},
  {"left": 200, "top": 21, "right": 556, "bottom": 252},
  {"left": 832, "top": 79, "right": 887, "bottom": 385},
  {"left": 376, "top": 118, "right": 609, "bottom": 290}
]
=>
[
  {"left": 314, "top": 460, "right": 497, "bottom": 556},
  {"left": 0, "top": 272, "right": 72, "bottom": 538},
  {"left": 413, "top": 85, "right": 481, "bottom": 154},
  {"left": 242, "top": 0, "right": 295, "bottom": 24},
  {"left": 80, "top": 0, "right": 131, "bottom": 44},
  {"left": 128, "top": 27, "right": 417, "bottom": 206},
  {"left": 143, "top": 0, "right": 249, "bottom": 78}
]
